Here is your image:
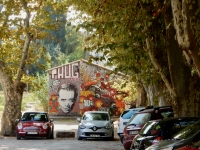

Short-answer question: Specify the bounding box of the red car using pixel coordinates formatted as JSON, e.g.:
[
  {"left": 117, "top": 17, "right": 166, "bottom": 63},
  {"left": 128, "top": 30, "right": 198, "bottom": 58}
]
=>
[
  {"left": 122, "top": 106, "right": 174, "bottom": 150},
  {"left": 177, "top": 141, "right": 200, "bottom": 150},
  {"left": 15, "top": 112, "right": 54, "bottom": 140}
]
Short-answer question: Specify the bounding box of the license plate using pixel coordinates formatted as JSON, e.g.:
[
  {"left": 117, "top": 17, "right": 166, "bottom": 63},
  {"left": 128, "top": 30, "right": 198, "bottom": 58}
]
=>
[
  {"left": 90, "top": 134, "right": 100, "bottom": 137},
  {"left": 27, "top": 132, "right": 37, "bottom": 134},
  {"left": 129, "top": 131, "right": 138, "bottom": 135}
]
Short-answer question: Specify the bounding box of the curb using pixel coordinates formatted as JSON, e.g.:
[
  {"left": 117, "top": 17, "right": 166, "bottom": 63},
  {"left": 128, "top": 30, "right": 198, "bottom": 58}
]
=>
[{"left": 55, "top": 131, "right": 75, "bottom": 138}]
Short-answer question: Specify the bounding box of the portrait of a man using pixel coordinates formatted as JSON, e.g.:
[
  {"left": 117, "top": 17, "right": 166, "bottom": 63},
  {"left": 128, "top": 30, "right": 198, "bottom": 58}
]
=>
[{"left": 57, "top": 83, "right": 78, "bottom": 113}]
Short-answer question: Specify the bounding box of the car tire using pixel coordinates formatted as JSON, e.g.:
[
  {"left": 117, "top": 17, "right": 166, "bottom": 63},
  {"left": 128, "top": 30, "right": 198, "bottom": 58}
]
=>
[
  {"left": 16, "top": 132, "right": 21, "bottom": 140},
  {"left": 119, "top": 134, "right": 124, "bottom": 143},
  {"left": 46, "top": 130, "right": 51, "bottom": 139},
  {"left": 50, "top": 127, "right": 54, "bottom": 139},
  {"left": 78, "top": 136, "right": 83, "bottom": 140},
  {"left": 107, "top": 131, "right": 114, "bottom": 141}
]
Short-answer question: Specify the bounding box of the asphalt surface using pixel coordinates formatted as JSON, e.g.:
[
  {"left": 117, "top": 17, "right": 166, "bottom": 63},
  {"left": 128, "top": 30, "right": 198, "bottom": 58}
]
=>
[
  {"left": 0, "top": 119, "right": 124, "bottom": 150},
  {"left": 0, "top": 104, "right": 124, "bottom": 150}
]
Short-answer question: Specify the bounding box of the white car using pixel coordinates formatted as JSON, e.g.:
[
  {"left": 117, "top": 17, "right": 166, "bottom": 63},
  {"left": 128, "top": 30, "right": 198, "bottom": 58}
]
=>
[
  {"left": 117, "top": 107, "right": 145, "bottom": 143},
  {"left": 77, "top": 111, "right": 115, "bottom": 140}
]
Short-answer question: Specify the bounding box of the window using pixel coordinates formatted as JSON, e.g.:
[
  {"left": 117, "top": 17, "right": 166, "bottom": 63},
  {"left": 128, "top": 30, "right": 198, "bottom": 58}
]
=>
[{"left": 83, "top": 113, "right": 109, "bottom": 121}]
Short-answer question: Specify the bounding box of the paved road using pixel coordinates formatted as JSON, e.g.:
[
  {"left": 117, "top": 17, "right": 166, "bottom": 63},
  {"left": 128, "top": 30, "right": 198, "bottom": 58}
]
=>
[
  {"left": 0, "top": 104, "right": 124, "bottom": 150},
  {"left": 0, "top": 137, "right": 124, "bottom": 150}
]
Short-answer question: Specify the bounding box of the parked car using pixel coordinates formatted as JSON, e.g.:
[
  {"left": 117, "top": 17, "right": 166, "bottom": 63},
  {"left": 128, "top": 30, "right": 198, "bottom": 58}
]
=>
[
  {"left": 117, "top": 107, "right": 145, "bottom": 143},
  {"left": 145, "top": 120, "right": 200, "bottom": 150},
  {"left": 176, "top": 140, "right": 200, "bottom": 150},
  {"left": 77, "top": 111, "right": 114, "bottom": 140},
  {"left": 15, "top": 111, "right": 54, "bottom": 140},
  {"left": 122, "top": 106, "right": 174, "bottom": 150},
  {"left": 131, "top": 116, "right": 200, "bottom": 150}
]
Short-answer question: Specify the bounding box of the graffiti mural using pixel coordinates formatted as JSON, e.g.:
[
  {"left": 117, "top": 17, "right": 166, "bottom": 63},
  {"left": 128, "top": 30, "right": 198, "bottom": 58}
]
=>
[
  {"left": 47, "top": 62, "right": 80, "bottom": 116},
  {"left": 79, "top": 61, "right": 127, "bottom": 116},
  {"left": 47, "top": 59, "right": 128, "bottom": 116}
]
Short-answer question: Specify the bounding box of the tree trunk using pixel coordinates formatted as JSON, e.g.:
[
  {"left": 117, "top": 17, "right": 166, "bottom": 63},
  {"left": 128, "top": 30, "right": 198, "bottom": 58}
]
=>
[
  {"left": 188, "top": 75, "right": 200, "bottom": 117},
  {"left": 0, "top": 71, "right": 25, "bottom": 136},
  {"left": 0, "top": 1, "right": 30, "bottom": 136},
  {"left": 171, "top": 0, "right": 200, "bottom": 77},
  {"left": 136, "top": 84, "right": 148, "bottom": 107}
]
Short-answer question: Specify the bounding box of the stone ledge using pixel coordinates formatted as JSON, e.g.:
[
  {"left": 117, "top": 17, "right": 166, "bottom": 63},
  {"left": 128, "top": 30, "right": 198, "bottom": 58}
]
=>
[{"left": 55, "top": 131, "right": 75, "bottom": 138}]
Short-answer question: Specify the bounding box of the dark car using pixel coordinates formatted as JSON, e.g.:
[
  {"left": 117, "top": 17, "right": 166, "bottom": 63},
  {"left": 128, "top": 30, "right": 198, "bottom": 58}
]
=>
[
  {"left": 131, "top": 117, "right": 200, "bottom": 150},
  {"left": 117, "top": 107, "right": 145, "bottom": 143},
  {"left": 122, "top": 106, "right": 174, "bottom": 150},
  {"left": 145, "top": 120, "right": 200, "bottom": 150},
  {"left": 15, "top": 111, "right": 54, "bottom": 140}
]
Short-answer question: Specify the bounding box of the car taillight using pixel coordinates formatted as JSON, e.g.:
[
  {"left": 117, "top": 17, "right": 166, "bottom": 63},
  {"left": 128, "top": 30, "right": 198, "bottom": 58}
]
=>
[
  {"left": 123, "top": 127, "right": 128, "bottom": 135},
  {"left": 152, "top": 136, "right": 163, "bottom": 145}
]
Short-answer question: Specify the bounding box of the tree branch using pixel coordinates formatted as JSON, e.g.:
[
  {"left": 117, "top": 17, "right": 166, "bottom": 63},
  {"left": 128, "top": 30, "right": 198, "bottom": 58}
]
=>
[
  {"left": 15, "top": 0, "right": 31, "bottom": 83},
  {"left": 146, "top": 37, "right": 177, "bottom": 97}
]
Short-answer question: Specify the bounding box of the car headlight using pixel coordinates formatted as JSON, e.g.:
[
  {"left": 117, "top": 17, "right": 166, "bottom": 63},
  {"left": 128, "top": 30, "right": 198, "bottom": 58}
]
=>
[
  {"left": 43, "top": 123, "right": 48, "bottom": 129},
  {"left": 105, "top": 123, "right": 112, "bottom": 129},
  {"left": 79, "top": 125, "right": 86, "bottom": 129},
  {"left": 17, "top": 123, "right": 23, "bottom": 129}
]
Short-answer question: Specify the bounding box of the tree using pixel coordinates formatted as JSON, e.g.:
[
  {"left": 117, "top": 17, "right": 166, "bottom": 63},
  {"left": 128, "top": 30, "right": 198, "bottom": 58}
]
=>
[
  {"left": 171, "top": 1, "right": 200, "bottom": 77},
  {"left": 0, "top": 0, "right": 68, "bottom": 135},
  {"left": 66, "top": 0, "right": 200, "bottom": 116},
  {"left": 32, "top": 73, "right": 49, "bottom": 112}
]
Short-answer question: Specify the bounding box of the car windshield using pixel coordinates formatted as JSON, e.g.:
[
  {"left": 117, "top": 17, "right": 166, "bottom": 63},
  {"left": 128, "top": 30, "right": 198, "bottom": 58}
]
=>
[
  {"left": 173, "top": 120, "right": 200, "bottom": 140},
  {"left": 83, "top": 113, "right": 109, "bottom": 121},
  {"left": 21, "top": 113, "right": 48, "bottom": 121},
  {"left": 121, "top": 109, "right": 140, "bottom": 119},
  {"left": 127, "top": 113, "right": 151, "bottom": 125},
  {"left": 140, "top": 121, "right": 161, "bottom": 136}
]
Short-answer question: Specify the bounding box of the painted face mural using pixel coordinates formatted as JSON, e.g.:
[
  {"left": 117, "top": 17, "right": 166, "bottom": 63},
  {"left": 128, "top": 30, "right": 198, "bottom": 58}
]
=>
[{"left": 57, "top": 83, "right": 77, "bottom": 113}]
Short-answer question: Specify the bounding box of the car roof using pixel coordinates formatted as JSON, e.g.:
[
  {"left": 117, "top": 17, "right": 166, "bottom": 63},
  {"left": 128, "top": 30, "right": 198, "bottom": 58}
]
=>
[
  {"left": 23, "top": 111, "right": 48, "bottom": 114},
  {"left": 126, "top": 107, "right": 146, "bottom": 111},
  {"left": 148, "top": 116, "right": 200, "bottom": 123},
  {"left": 84, "top": 111, "right": 109, "bottom": 114},
  {"left": 135, "top": 106, "right": 173, "bottom": 114}
]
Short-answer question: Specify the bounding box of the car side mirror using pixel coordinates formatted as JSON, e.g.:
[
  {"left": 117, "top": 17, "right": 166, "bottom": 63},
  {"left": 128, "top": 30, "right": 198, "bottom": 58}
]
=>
[{"left": 77, "top": 118, "right": 81, "bottom": 122}]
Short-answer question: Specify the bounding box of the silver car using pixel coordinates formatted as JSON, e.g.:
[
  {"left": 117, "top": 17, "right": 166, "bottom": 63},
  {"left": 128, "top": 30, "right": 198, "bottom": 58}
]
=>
[{"left": 77, "top": 111, "right": 114, "bottom": 140}]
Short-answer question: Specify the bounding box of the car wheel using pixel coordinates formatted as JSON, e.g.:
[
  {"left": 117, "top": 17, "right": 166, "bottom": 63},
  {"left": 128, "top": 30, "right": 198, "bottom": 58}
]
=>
[
  {"left": 119, "top": 134, "right": 124, "bottom": 143},
  {"left": 16, "top": 132, "right": 21, "bottom": 140},
  {"left": 50, "top": 127, "right": 54, "bottom": 139},
  {"left": 46, "top": 130, "right": 51, "bottom": 139},
  {"left": 107, "top": 132, "right": 114, "bottom": 141},
  {"left": 78, "top": 136, "right": 83, "bottom": 140}
]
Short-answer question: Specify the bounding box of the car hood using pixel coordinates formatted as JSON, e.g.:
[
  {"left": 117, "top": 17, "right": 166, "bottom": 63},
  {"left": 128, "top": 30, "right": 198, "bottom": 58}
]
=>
[{"left": 81, "top": 120, "right": 110, "bottom": 127}]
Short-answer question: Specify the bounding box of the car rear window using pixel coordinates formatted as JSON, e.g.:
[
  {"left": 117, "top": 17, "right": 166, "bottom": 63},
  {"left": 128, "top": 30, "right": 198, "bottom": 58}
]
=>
[
  {"left": 121, "top": 109, "right": 140, "bottom": 119},
  {"left": 128, "top": 113, "right": 151, "bottom": 125}
]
